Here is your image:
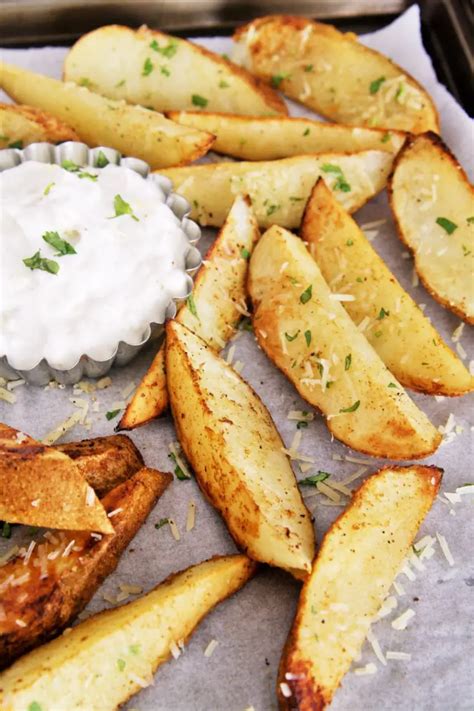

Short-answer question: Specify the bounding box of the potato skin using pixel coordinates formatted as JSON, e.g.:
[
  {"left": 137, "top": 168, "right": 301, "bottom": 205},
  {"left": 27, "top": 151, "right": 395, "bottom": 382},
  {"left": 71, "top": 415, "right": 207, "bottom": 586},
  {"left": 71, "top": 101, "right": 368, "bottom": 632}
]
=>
[{"left": 0, "top": 467, "right": 172, "bottom": 669}]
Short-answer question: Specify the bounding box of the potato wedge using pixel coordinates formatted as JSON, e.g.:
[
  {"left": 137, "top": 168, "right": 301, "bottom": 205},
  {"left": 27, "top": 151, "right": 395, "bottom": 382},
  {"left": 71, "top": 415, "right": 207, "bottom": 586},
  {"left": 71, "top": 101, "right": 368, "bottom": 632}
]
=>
[
  {"left": 388, "top": 132, "right": 474, "bottom": 323},
  {"left": 0, "top": 62, "right": 214, "bottom": 169},
  {"left": 248, "top": 226, "right": 441, "bottom": 459},
  {"left": 166, "top": 320, "right": 315, "bottom": 578},
  {"left": 118, "top": 194, "right": 260, "bottom": 430},
  {"left": 0, "top": 103, "right": 79, "bottom": 148},
  {"left": 160, "top": 150, "right": 394, "bottom": 228},
  {"left": 63, "top": 24, "right": 287, "bottom": 116},
  {"left": 0, "top": 467, "right": 172, "bottom": 669},
  {"left": 167, "top": 111, "right": 406, "bottom": 161},
  {"left": 278, "top": 465, "right": 442, "bottom": 710},
  {"left": 55, "top": 434, "right": 144, "bottom": 495},
  {"left": 233, "top": 15, "right": 439, "bottom": 133},
  {"left": 0, "top": 423, "right": 113, "bottom": 533},
  {"left": 301, "top": 179, "right": 474, "bottom": 395},
  {"left": 0, "top": 555, "right": 256, "bottom": 711}
]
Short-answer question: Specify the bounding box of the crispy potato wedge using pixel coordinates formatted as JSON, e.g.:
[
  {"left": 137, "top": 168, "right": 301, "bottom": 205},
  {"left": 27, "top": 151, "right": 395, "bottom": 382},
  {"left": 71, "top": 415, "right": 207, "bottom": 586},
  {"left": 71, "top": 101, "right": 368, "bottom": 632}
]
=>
[
  {"left": 160, "top": 150, "right": 394, "bottom": 228},
  {"left": 233, "top": 15, "right": 439, "bottom": 133},
  {"left": 0, "top": 467, "right": 171, "bottom": 669},
  {"left": 0, "top": 62, "right": 214, "bottom": 169},
  {"left": 301, "top": 179, "right": 474, "bottom": 395},
  {"left": 55, "top": 435, "right": 144, "bottom": 495},
  {"left": 0, "top": 555, "right": 256, "bottom": 711},
  {"left": 248, "top": 226, "right": 441, "bottom": 459},
  {"left": 278, "top": 464, "right": 442, "bottom": 710},
  {"left": 167, "top": 111, "right": 406, "bottom": 160},
  {"left": 0, "top": 102, "right": 79, "bottom": 148},
  {"left": 0, "top": 423, "right": 113, "bottom": 533},
  {"left": 118, "top": 195, "right": 260, "bottom": 430},
  {"left": 166, "top": 320, "right": 315, "bottom": 578},
  {"left": 63, "top": 24, "right": 287, "bottom": 116},
  {"left": 388, "top": 132, "right": 474, "bottom": 323}
]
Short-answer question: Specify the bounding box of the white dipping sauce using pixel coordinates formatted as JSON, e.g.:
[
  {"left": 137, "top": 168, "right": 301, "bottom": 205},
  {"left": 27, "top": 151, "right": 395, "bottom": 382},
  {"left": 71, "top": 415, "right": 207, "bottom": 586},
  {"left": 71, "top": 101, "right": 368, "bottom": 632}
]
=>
[{"left": 0, "top": 161, "right": 191, "bottom": 370}]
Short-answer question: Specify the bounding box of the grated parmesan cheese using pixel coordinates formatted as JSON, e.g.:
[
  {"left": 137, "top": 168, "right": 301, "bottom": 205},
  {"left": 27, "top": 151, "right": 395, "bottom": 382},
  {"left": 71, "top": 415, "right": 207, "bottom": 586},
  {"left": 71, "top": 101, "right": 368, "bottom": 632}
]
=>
[
  {"left": 0, "top": 387, "right": 16, "bottom": 404},
  {"left": 436, "top": 532, "right": 454, "bottom": 566},
  {"left": 168, "top": 518, "right": 181, "bottom": 541},
  {"left": 6, "top": 378, "right": 25, "bottom": 391},
  {"left": 204, "top": 639, "right": 219, "bottom": 657},
  {"left": 329, "top": 293, "right": 355, "bottom": 302},
  {"left": 85, "top": 485, "right": 95, "bottom": 507},
  {"left": 367, "top": 628, "right": 386, "bottom": 666},
  {"left": 354, "top": 663, "right": 377, "bottom": 676},
  {"left": 279, "top": 682, "right": 292, "bottom": 698},
  {"left": 386, "top": 651, "right": 411, "bottom": 661},
  {"left": 186, "top": 500, "right": 196, "bottom": 532},
  {"left": 391, "top": 608, "right": 415, "bottom": 630}
]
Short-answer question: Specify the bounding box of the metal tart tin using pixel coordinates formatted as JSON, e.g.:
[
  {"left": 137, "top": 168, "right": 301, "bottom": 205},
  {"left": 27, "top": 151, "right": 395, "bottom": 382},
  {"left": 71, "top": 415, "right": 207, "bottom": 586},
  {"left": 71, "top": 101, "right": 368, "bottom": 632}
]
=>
[{"left": 0, "top": 141, "right": 202, "bottom": 385}]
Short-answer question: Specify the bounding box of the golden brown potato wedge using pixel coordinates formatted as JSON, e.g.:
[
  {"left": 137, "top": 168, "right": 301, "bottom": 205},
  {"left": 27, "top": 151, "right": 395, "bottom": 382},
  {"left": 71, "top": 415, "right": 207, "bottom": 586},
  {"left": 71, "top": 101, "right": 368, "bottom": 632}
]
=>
[
  {"left": 0, "top": 423, "right": 113, "bottom": 533},
  {"left": 0, "top": 467, "right": 172, "bottom": 669},
  {"left": 166, "top": 320, "right": 315, "bottom": 578},
  {"left": 388, "top": 132, "right": 474, "bottom": 323},
  {"left": 167, "top": 111, "right": 406, "bottom": 160},
  {"left": 278, "top": 464, "right": 442, "bottom": 710},
  {"left": 55, "top": 435, "right": 144, "bottom": 495},
  {"left": 233, "top": 15, "right": 439, "bottom": 133},
  {"left": 160, "top": 150, "right": 394, "bottom": 228},
  {"left": 248, "top": 226, "right": 441, "bottom": 459},
  {"left": 301, "top": 179, "right": 474, "bottom": 396},
  {"left": 0, "top": 102, "right": 79, "bottom": 148},
  {"left": 0, "top": 62, "right": 214, "bottom": 169},
  {"left": 0, "top": 555, "right": 256, "bottom": 711},
  {"left": 118, "top": 194, "right": 260, "bottom": 430},
  {"left": 63, "top": 24, "right": 287, "bottom": 116}
]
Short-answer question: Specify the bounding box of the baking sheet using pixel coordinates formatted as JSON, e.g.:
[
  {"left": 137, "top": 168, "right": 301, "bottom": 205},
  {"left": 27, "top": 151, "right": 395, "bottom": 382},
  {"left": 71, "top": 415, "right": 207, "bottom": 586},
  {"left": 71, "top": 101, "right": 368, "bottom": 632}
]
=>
[{"left": 1, "top": 5, "right": 473, "bottom": 710}]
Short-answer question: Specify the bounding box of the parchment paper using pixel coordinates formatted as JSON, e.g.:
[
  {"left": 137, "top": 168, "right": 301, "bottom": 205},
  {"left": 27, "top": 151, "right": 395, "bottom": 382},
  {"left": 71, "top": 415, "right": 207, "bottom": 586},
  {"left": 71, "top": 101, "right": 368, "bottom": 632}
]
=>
[{"left": 1, "top": 6, "right": 473, "bottom": 710}]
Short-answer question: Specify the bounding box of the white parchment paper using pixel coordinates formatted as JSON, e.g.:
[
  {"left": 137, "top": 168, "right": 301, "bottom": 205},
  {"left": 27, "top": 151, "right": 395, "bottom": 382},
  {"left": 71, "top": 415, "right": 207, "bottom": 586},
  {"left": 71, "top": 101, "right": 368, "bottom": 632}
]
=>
[{"left": 1, "top": 6, "right": 473, "bottom": 710}]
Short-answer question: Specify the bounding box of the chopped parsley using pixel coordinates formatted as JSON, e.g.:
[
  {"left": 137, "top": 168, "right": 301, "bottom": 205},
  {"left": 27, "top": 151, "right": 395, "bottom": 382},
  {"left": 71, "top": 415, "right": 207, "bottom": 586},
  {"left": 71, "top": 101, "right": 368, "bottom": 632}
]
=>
[
  {"left": 339, "top": 400, "right": 360, "bottom": 413},
  {"left": 61, "top": 159, "right": 97, "bottom": 181},
  {"left": 395, "top": 83, "right": 405, "bottom": 101},
  {"left": 344, "top": 353, "right": 352, "bottom": 371},
  {"left": 117, "top": 658, "right": 126, "bottom": 671},
  {"left": 154, "top": 518, "right": 169, "bottom": 530},
  {"left": 129, "top": 643, "right": 141, "bottom": 654},
  {"left": 241, "top": 247, "right": 251, "bottom": 259},
  {"left": 78, "top": 77, "right": 93, "bottom": 88},
  {"left": 219, "top": 80, "right": 230, "bottom": 88},
  {"left": 462, "top": 244, "right": 471, "bottom": 257},
  {"left": 8, "top": 139, "right": 23, "bottom": 149},
  {"left": 285, "top": 330, "right": 300, "bottom": 342},
  {"left": 321, "top": 164, "right": 351, "bottom": 192},
  {"left": 303, "top": 128, "right": 311, "bottom": 137},
  {"left": 377, "top": 307, "right": 390, "bottom": 320},
  {"left": 304, "top": 64, "right": 314, "bottom": 72},
  {"left": 436, "top": 216, "right": 458, "bottom": 235},
  {"left": 369, "top": 76, "right": 386, "bottom": 94},
  {"left": 388, "top": 382, "right": 398, "bottom": 388},
  {"left": 300, "top": 285, "right": 313, "bottom": 304},
  {"left": 300, "top": 471, "right": 331, "bottom": 486},
  {"left": 346, "top": 239, "right": 354, "bottom": 246},
  {"left": 222, "top": 53, "right": 230, "bottom": 61},
  {"left": 161, "top": 66, "right": 171, "bottom": 77},
  {"left": 304, "top": 330, "right": 312, "bottom": 346},
  {"left": 467, "top": 216, "right": 474, "bottom": 224},
  {"left": 169, "top": 452, "right": 191, "bottom": 480},
  {"left": 28, "top": 704, "right": 43, "bottom": 711},
  {"left": 142, "top": 57, "right": 154, "bottom": 76},
  {"left": 296, "top": 420, "right": 309, "bottom": 430},
  {"left": 238, "top": 317, "right": 253, "bottom": 332},
  {"left": 96, "top": 150, "right": 110, "bottom": 168},
  {"left": 43, "top": 181, "right": 55, "bottom": 196},
  {"left": 374, "top": 330, "right": 383, "bottom": 338},
  {"left": 381, "top": 132, "right": 391, "bottom": 143},
  {"left": 115, "top": 79, "right": 126, "bottom": 88},
  {"left": 23, "top": 251, "right": 59, "bottom": 275},
  {"left": 191, "top": 94, "right": 208, "bottom": 108},
  {"left": 186, "top": 294, "right": 199, "bottom": 318},
  {"left": 1, "top": 521, "right": 11, "bottom": 539},
  {"left": 356, "top": 277, "right": 364, "bottom": 283},
  {"left": 111, "top": 194, "right": 139, "bottom": 221},
  {"left": 42, "top": 230, "right": 76, "bottom": 256},
  {"left": 289, "top": 196, "right": 304, "bottom": 202},
  {"left": 266, "top": 204, "right": 279, "bottom": 216},
  {"left": 105, "top": 409, "right": 120, "bottom": 420},
  {"left": 271, "top": 73, "right": 290, "bottom": 88},
  {"left": 150, "top": 39, "right": 178, "bottom": 58}
]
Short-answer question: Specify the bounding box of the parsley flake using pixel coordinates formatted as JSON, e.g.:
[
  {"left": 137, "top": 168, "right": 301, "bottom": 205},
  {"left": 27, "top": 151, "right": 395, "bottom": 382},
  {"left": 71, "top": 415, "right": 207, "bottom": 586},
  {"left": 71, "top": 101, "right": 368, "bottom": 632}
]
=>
[
  {"left": 285, "top": 330, "right": 300, "bottom": 342},
  {"left": 61, "top": 159, "right": 97, "bottom": 181},
  {"left": 303, "top": 128, "right": 311, "bottom": 137},
  {"left": 142, "top": 57, "right": 154, "bottom": 76},
  {"left": 344, "top": 353, "right": 352, "bottom": 371},
  {"left": 191, "top": 94, "right": 208, "bottom": 108},
  {"left": 271, "top": 73, "right": 290, "bottom": 88},
  {"left": 129, "top": 644, "right": 141, "bottom": 654},
  {"left": 78, "top": 77, "right": 93, "bottom": 88},
  {"left": 105, "top": 409, "right": 120, "bottom": 420},
  {"left": 377, "top": 307, "right": 390, "bottom": 320},
  {"left": 388, "top": 382, "right": 398, "bottom": 388},
  {"left": 219, "top": 80, "right": 230, "bottom": 88},
  {"left": 467, "top": 216, "right": 474, "bottom": 224},
  {"left": 339, "top": 400, "right": 360, "bottom": 413},
  {"left": 304, "top": 64, "right": 314, "bottom": 72},
  {"left": 23, "top": 251, "right": 59, "bottom": 275},
  {"left": 321, "top": 163, "right": 351, "bottom": 192},
  {"left": 289, "top": 196, "right": 304, "bottom": 202},
  {"left": 28, "top": 704, "right": 43, "bottom": 711},
  {"left": 374, "top": 330, "right": 383, "bottom": 338},
  {"left": 117, "top": 658, "right": 126, "bottom": 671},
  {"left": 186, "top": 294, "right": 199, "bottom": 318},
  {"left": 369, "top": 76, "right": 386, "bottom": 94},
  {"left": 304, "top": 330, "right": 312, "bottom": 346},
  {"left": 381, "top": 132, "right": 391, "bottom": 143},
  {"left": 154, "top": 518, "right": 169, "bottom": 530},
  {"left": 266, "top": 204, "right": 279, "bottom": 216},
  {"left": 161, "top": 66, "right": 171, "bottom": 77},
  {"left": 8, "top": 139, "right": 23, "bottom": 149},
  {"left": 43, "top": 182, "right": 55, "bottom": 196},
  {"left": 115, "top": 79, "right": 126, "bottom": 88},
  {"left": 462, "top": 244, "right": 471, "bottom": 257},
  {"left": 169, "top": 452, "right": 191, "bottom": 480},
  {"left": 296, "top": 420, "right": 308, "bottom": 430},
  {"left": 300, "top": 471, "right": 331, "bottom": 486},
  {"left": 436, "top": 217, "right": 458, "bottom": 234},
  {"left": 150, "top": 39, "right": 178, "bottom": 58},
  {"left": 42, "top": 230, "right": 76, "bottom": 256},
  {"left": 96, "top": 150, "right": 110, "bottom": 168},
  {"left": 346, "top": 239, "right": 354, "bottom": 246},
  {"left": 111, "top": 194, "right": 139, "bottom": 221},
  {"left": 241, "top": 247, "right": 251, "bottom": 259},
  {"left": 300, "top": 285, "right": 313, "bottom": 304},
  {"left": 1, "top": 521, "right": 11, "bottom": 539}
]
